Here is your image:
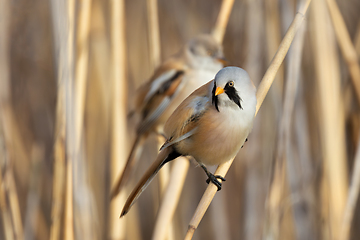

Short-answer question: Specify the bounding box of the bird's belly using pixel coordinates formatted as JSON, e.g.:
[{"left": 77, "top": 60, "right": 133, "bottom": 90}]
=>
[
  {"left": 179, "top": 108, "right": 251, "bottom": 166},
  {"left": 195, "top": 129, "right": 245, "bottom": 166}
]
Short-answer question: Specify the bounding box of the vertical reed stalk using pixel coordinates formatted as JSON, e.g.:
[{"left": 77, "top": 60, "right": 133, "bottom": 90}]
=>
[
  {"left": 7, "top": 171, "right": 23, "bottom": 240},
  {"left": 50, "top": 0, "right": 75, "bottom": 239},
  {"left": 244, "top": 1, "right": 265, "bottom": 238},
  {"left": 0, "top": 0, "right": 10, "bottom": 103},
  {"left": 146, "top": 0, "right": 169, "bottom": 202},
  {"left": 49, "top": 56, "right": 66, "bottom": 240},
  {"left": 65, "top": 157, "right": 74, "bottom": 240},
  {"left": 0, "top": 1, "right": 23, "bottom": 239},
  {"left": 49, "top": 4, "right": 68, "bottom": 239},
  {"left": 263, "top": 152, "right": 287, "bottom": 239},
  {"left": 147, "top": 0, "right": 161, "bottom": 69},
  {"left": 341, "top": 132, "right": 360, "bottom": 240},
  {"left": 152, "top": 157, "right": 189, "bottom": 240},
  {"left": 156, "top": 139, "right": 174, "bottom": 240},
  {"left": 49, "top": 63, "right": 66, "bottom": 240},
  {"left": 75, "top": 0, "right": 92, "bottom": 150},
  {"left": 311, "top": 0, "right": 348, "bottom": 239},
  {"left": 211, "top": 0, "right": 234, "bottom": 44},
  {"left": 283, "top": 23, "right": 317, "bottom": 240},
  {"left": 355, "top": 22, "right": 360, "bottom": 54},
  {"left": 24, "top": 145, "right": 44, "bottom": 240},
  {"left": 72, "top": 1, "right": 98, "bottom": 239},
  {"left": 255, "top": 0, "right": 311, "bottom": 113},
  {"left": 65, "top": 0, "right": 76, "bottom": 237},
  {"left": 0, "top": 164, "right": 14, "bottom": 240},
  {"left": 326, "top": 0, "right": 360, "bottom": 104},
  {"left": 265, "top": 0, "right": 283, "bottom": 97},
  {"left": 108, "top": 0, "right": 128, "bottom": 239},
  {"left": 0, "top": 10, "right": 10, "bottom": 240},
  {"left": 146, "top": 1, "right": 175, "bottom": 238}
]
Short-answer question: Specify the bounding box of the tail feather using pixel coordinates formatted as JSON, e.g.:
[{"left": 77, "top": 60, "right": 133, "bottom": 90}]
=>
[
  {"left": 110, "top": 134, "right": 146, "bottom": 200},
  {"left": 120, "top": 147, "right": 180, "bottom": 217}
]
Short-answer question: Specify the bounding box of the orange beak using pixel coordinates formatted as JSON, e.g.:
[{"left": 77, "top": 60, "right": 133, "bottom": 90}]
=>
[{"left": 215, "top": 87, "right": 224, "bottom": 96}]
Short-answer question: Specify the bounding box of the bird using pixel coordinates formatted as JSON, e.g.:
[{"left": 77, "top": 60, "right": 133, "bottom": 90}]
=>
[
  {"left": 120, "top": 66, "right": 257, "bottom": 217},
  {"left": 110, "top": 34, "right": 227, "bottom": 199}
]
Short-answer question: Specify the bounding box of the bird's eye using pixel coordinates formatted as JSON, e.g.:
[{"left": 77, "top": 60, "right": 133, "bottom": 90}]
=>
[{"left": 228, "top": 81, "right": 234, "bottom": 87}]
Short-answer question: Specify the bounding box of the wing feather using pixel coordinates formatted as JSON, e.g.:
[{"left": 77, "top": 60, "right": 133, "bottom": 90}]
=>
[
  {"left": 136, "top": 62, "right": 186, "bottom": 134},
  {"left": 162, "top": 80, "right": 213, "bottom": 148}
]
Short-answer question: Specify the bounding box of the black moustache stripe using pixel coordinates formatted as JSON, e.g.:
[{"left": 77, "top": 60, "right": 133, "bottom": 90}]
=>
[
  {"left": 224, "top": 84, "right": 242, "bottom": 110},
  {"left": 212, "top": 83, "right": 220, "bottom": 112}
]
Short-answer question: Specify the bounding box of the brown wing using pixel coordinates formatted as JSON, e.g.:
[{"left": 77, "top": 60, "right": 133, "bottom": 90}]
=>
[
  {"left": 135, "top": 59, "right": 187, "bottom": 135},
  {"left": 161, "top": 80, "right": 213, "bottom": 149},
  {"left": 135, "top": 57, "right": 186, "bottom": 109}
]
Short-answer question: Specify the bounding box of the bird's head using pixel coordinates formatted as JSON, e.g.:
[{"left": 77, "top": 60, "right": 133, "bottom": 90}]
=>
[
  {"left": 186, "top": 34, "right": 227, "bottom": 68},
  {"left": 212, "top": 66, "right": 256, "bottom": 112}
]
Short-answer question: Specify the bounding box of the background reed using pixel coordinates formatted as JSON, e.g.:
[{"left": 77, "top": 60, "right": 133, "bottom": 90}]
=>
[{"left": 1, "top": 0, "right": 360, "bottom": 240}]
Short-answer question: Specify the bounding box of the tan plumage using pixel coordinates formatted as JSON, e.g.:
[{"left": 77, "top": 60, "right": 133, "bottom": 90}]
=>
[
  {"left": 110, "top": 34, "right": 226, "bottom": 199},
  {"left": 121, "top": 67, "right": 257, "bottom": 217}
]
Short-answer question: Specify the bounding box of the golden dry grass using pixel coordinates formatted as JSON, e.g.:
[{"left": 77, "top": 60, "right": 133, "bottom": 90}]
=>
[{"left": 1, "top": 0, "right": 360, "bottom": 240}]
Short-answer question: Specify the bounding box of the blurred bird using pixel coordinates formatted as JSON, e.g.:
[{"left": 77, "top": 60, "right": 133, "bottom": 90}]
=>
[
  {"left": 110, "top": 34, "right": 227, "bottom": 199},
  {"left": 121, "top": 67, "right": 257, "bottom": 216}
]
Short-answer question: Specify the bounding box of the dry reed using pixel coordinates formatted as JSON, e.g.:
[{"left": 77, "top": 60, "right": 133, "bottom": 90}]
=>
[
  {"left": 211, "top": 0, "right": 235, "bottom": 43},
  {"left": 0, "top": 165, "right": 14, "bottom": 240},
  {"left": 2, "top": 0, "right": 360, "bottom": 239},
  {"left": 108, "top": 0, "right": 128, "bottom": 239},
  {"left": 311, "top": 0, "right": 348, "bottom": 239},
  {"left": 0, "top": 1, "right": 23, "bottom": 239},
  {"left": 341, "top": 134, "right": 360, "bottom": 240},
  {"left": 326, "top": 0, "right": 360, "bottom": 104},
  {"left": 280, "top": 22, "right": 317, "bottom": 240},
  {"left": 65, "top": 0, "right": 75, "bottom": 236},
  {"left": 147, "top": 0, "right": 161, "bottom": 69},
  {"left": 49, "top": 0, "right": 75, "bottom": 240},
  {"left": 0, "top": 7, "right": 10, "bottom": 240},
  {"left": 146, "top": 3, "right": 173, "bottom": 235}
]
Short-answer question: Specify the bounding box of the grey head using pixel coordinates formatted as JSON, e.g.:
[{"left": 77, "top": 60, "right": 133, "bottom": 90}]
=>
[
  {"left": 212, "top": 66, "right": 256, "bottom": 111},
  {"left": 184, "top": 34, "right": 226, "bottom": 70}
]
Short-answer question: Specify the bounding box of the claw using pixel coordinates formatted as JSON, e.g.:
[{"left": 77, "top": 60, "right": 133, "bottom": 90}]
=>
[
  {"left": 201, "top": 165, "right": 226, "bottom": 191},
  {"left": 205, "top": 174, "right": 226, "bottom": 191}
]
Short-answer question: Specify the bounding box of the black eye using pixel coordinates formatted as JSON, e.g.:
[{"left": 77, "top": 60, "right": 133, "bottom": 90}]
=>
[{"left": 228, "top": 81, "right": 234, "bottom": 87}]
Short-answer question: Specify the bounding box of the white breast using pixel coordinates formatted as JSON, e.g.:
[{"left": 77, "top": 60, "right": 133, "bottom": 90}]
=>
[{"left": 179, "top": 95, "right": 256, "bottom": 166}]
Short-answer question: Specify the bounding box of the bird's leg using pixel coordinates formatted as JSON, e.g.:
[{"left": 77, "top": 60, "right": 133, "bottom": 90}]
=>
[{"left": 200, "top": 165, "right": 226, "bottom": 191}]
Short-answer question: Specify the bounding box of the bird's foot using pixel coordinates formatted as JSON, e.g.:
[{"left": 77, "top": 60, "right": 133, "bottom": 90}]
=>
[
  {"left": 205, "top": 173, "right": 226, "bottom": 191},
  {"left": 201, "top": 165, "right": 226, "bottom": 191}
]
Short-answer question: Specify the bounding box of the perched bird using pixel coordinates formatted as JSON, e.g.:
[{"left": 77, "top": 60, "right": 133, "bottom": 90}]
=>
[
  {"left": 121, "top": 67, "right": 257, "bottom": 217},
  {"left": 110, "top": 34, "right": 226, "bottom": 199}
]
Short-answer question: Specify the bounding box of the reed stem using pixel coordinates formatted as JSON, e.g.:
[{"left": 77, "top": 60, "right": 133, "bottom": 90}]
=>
[{"left": 212, "top": 0, "right": 234, "bottom": 44}]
